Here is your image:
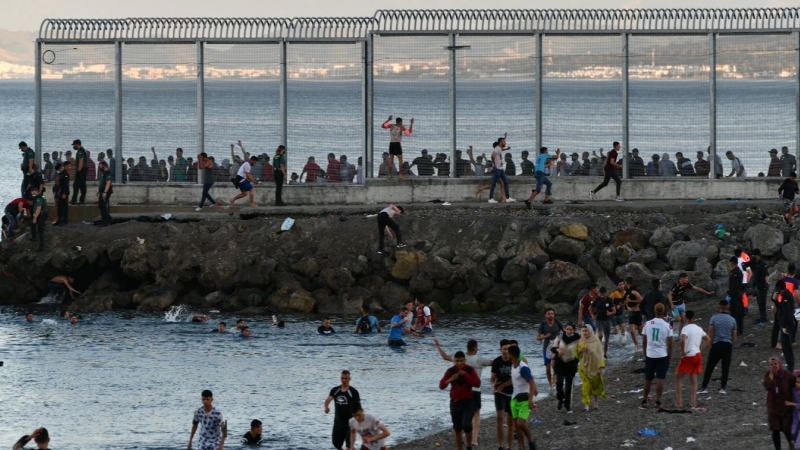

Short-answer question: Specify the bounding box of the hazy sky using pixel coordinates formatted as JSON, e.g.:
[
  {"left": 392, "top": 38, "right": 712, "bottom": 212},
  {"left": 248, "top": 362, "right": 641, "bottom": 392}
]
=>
[{"left": 5, "top": 0, "right": 797, "bottom": 32}]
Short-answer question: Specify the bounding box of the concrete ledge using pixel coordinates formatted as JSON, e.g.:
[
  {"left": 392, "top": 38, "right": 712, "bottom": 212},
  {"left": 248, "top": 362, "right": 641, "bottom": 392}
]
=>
[{"left": 102, "top": 177, "right": 781, "bottom": 206}]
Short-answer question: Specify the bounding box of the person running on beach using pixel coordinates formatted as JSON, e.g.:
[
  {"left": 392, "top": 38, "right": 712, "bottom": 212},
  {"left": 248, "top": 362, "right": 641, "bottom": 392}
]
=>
[
  {"left": 187, "top": 390, "right": 226, "bottom": 450},
  {"left": 376, "top": 204, "right": 406, "bottom": 255},
  {"left": 669, "top": 272, "right": 714, "bottom": 335},
  {"left": 97, "top": 161, "right": 113, "bottom": 227},
  {"left": 325, "top": 370, "right": 361, "bottom": 450},
  {"left": 487, "top": 135, "right": 516, "bottom": 204},
  {"left": 414, "top": 298, "right": 433, "bottom": 333},
  {"left": 491, "top": 340, "right": 515, "bottom": 450},
  {"left": 779, "top": 171, "right": 800, "bottom": 227},
  {"left": 552, "top": 322, "right": 580, "bottom": 413},
  {"left": 640, "top": 303, "right": 673, "bottom": 410},
  {"left": 591, "top": 287, "right": 615, "bottom": 357},
  {"left": 388, "top": 307, "right": 411, "bottom": 347},
  {"left": 13, "top": 427, "right": 50, "bottom": 450},
  {"left": 348, "top": 402, "right": 391, "bottom": 450},
  {"left": 674, "top": 310, "right": 710, "bottom": 409},
  {"left": 525, "top": 147, "right": 560, "bottom": 208},
  {"left": 698, "top": 300, "right": 738, "bottom": 395},
  {"left": 318, "top": 318, "right": 336, "bottom": 335},
  {"left": 434, "top": 338, "right": 493, "bottom": 448},
  {"left": 230, "top": 156, "right": 259, "bottom": 207},
  {"left": 626, "top": 291, "right": 644, "bottom": 352},
  {"left": 589, "top": 142, "right": 624, "bottom": 202},
  {"left": 354, "top": 307, "right": 381, "bottom": 334},
  {"left": 536, "top": 308, "right": 562, "bottom": 391},
  {"left": 577, "top": 283, "right": 599, "bottom": 332},
  {"left": 439, "top": 350, "right": 481, "bottom": 450},
  {"left": 240, "top": 420, "right": 262, "bottom": 446},
  {"left": 507, "top": 345, "right": 537, "bottom": 450},
  {"left": 196, "top": 153, "right": 222, "bottom": 211},
  {"left": 381, "top": 115, "right": 414, "bottom": 181},
  {"left": 609, "top": 280, "right": 627, "bottom": 341}
]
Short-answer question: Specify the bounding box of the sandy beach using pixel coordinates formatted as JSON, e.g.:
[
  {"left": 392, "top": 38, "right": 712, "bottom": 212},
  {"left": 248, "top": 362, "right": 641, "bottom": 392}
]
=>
[{"left": 394, "top": 297, "right": 781, "bottom": 450}]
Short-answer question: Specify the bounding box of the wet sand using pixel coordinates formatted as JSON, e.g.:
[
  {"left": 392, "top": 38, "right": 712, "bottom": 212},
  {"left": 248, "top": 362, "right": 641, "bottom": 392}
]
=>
[{"left": 394, "top": 298, "right": 780, "bottom": 450}]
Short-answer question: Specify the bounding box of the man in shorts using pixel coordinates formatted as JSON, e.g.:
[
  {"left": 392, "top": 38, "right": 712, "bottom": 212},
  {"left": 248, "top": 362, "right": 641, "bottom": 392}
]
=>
[
  {"left": 229, "top": 155, "right": 259, "bottom": 207},
  {"left": 381, "top": 115, "right": 414, "bottom": 181},
  {"left": 348, "top": 402, "right": 390, "bottom": 450},
  {"left": 640, "top": 304, "right": 673, "bottom": 410},
  {"left": 674, "top": 310, "right": 710, "bottom": 409},
  {"left": 508, "top": 345, "right": 538, "bottom": 450},
  {"left": 669, "top": 272, "right": 714, "bottom": 335},
  {"left": 325, "top": 370, "right": 360, "bottom": 450},
  {"left": 609, "top": 280, "right": 627, "bottom": 341},
  {"left": 591, "top": 287, "right": 616, "bottom": 357},
  {"left": 779, "top": 171, "right": 799, "bottom": 227},
  {"left": 439, "top": 351, "right": 481, "bottom": 450},
  {"left": 536, "top": 308, "right": 562, "bottom": 390},
  {"left": 626, "top": 292, "right": 644, "bottom": 352},
  {"left": 491, "top": 340, "right": 515, "bottom": 450},
  {"left": 188, "top": 390, "right": 226, "bottom": 450}
]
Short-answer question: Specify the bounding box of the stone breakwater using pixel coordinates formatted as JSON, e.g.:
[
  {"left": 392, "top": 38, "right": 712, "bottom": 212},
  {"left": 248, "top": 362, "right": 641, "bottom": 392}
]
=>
[{"left": 0, "top": 202, "right": 794, "bottom": 314}]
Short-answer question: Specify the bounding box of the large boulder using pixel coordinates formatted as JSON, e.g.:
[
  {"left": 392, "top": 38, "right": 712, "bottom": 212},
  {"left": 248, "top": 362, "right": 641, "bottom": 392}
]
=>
[
  {"left": 613, "top": 228, "right": 647, "bottom": 250},
  {"left": 598, "top": 247, "right": 616, "bottom": 273},
  {"left": 391, "top": 250, "right": 426, "bottom": 280},
  {"left": 268, "top": 286, "right": 316, "bottom": 313},
  {"left": 291, "top": 256, "right": 320, "bottom": 278},
  {"left": 650, "top": 227, "right": 675, "bottom": 248},
  {"left": 318, "top": 268, "right": 354, "bottom": 293},
  {"left": 465, "top": 269, "right": 493, "bottom": 296},
  {"left": 221, "top": 288, "right": 268, "bottom": 311},
  {"left": 744, "top": 224, "right": 784, "bottom": 257},
  {"left": 630, "top": 248, "right": 658, "bottom": 265},
  {"left": 535, "top": 300, "right": 573, "bottom": 316},
  {"left": 452, "top": 292, "right": 480, "bottom": 313},
  {"left": 615, "top": 244, "right": 635, "bottom": 264},
  {"left": 578, "top": 254, "right": 607, "bottom": 282},
  {"left": 198, "top": 254, "right": 240, "bottom": 290},
  {"left": 694, "top": 257, "right": 714, "bottom": 276},
  {"left": 481, "top": 284, "right": 512, "bottom": 311},
  {"left": 547, "top": 236, "right": 585, "bottom": 261},
  {"left": 409, "top": 271, "right": 435, "bottom": 294},
  {"left": 615, "top": 262, "right": 656, "bottom": 288},
  {"left": 342, "top": 286, "right": 374, "bottom": 314},
  {"left": 783, "top": 241, "right": 800, "bottom": 263},
  {"left": 560, "top": 224, "right": 588, "bottom": 241},
  {"left": 501, "top": 257, "right": 531, "bottom": 282},
  {"left": 379, "top": 281, "right": 412, "bottom": 311},
  {"left": 70, "top": 291, "right": 134, "bottom": 312},
  {"left": 121, "top": 244, "right": 160, "bottom": 280},
  {"left": 530, "top": 261, "right": 591, "bottom": 302},
  {"left": 0, "top": 267, "right": 43, "bottom": 304},
  {"left": 421, "top": 256, "right": 455, "bottom": 281},
  {"left": 667, "top": 241, "right": 720, "bottom": 271},
  {"left": 133, "top": 284, "right": 178, "bottom": 312}
]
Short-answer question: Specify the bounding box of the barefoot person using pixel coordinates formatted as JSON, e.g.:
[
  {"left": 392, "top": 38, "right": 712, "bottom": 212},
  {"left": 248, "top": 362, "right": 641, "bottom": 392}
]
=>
[
  {"left": 376, "top": 204, "right": 406, "bottom": 255},
  {"left": 589, "top": 142, "right": 625, "bottom": 202},
  {"left": 640, "top": 304, "right": 673, "bottom": 410},
  {"left": 230, "top": 156, "right": 259, "bottom": 207},
  {"left": 348, "top": 402, "right": 390, "bottom": 450},
  {"left": 508, "top": 345, "right": 537, "bottom": 450},
  {"left": 674, "top": 310, "right": 710, "bottom": 409},
  {"left": 381, "top": 115, "right": 414, "bottom": 180},
  {"left": 187, "top": 389, "right": 226, "bottom": 450},
  {"left": 325, "top": 370, "right": 360, "bottom": 450},
  {"left": 525, "top": 147, "right": 560, "bottom": 208},
  {"left": 48, "top": 275, "right": 81, "bottom": 302},
  {"left": 439, "top": 350, "right": 481, "bottom": 450},
  {"left": 668, "top": 272, "right": 714, "bottom": 335}
]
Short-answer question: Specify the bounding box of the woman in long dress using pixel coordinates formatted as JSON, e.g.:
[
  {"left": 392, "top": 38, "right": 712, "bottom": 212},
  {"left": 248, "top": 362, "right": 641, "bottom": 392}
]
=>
[
  {"left": 552, "top": 322, "right": 580, "bottom": 412},
  {"left": 765, "top": 356, "right": 795, "bottom": 449},
  {"left": 576, "top": 324, "right": 607, "bottom": 412}
]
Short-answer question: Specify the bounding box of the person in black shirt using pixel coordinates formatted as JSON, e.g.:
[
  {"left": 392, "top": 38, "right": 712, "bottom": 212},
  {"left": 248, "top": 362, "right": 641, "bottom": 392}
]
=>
[
  {"left": 779, "top": 171, "right": 800, "bottom": 228},
  {"left": 55, "top": 161, "right": 71, "bottom": 225},
  {"left": 591, "top": 287, "right": 616, "bottom": 356},
  {"left": 318, "top": 318, "right": 336, "bottom": 335},
  {"left": 30, "top": 186, "right": 48, "bottom": 252},
  {"left": 241, "top": 419, "right": 263, "bottom": 446},
  {"left": 728, "top": 257, "right": 745, "bottom": 335},
  {"left": 25, "top": 164, "right": 44, "bottom": 200},
  {"left": 97, "top": 161, "right": 113, "bottom": 226},
  {"left": 750, "top": 249, "right": 771, "bottom": 325},
  {"left": 324, "top": 370, "right": 360, "bottom": 450},
  {"left": 410, "top": 149, "right": 434, "bottom": 176},
  {"left": 551, "top": 322, "right": 580, "bottom": 412},
  {"left": 775, "top": 280, "right": 796, "bottom": 372},
  {"left": 490, "top": 340, "right": 514, "bottom": 450},
  {"left": 211, "top": 322, "right": 226, "bottom": 333},
  {"left": 642, "top": 279, "right": 668, "bottom": 321},
  {"left": 519, "top": 150, "right": 534, "bottom": 176}
]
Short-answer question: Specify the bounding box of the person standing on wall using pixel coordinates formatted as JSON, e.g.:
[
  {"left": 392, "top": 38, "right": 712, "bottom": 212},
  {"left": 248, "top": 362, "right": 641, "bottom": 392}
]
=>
[
  {"left": 70, "top": 139, "right": 88, "bottom": 205},
  {"left": 589, "top": 141, "right": 625, "bottom": 202},
  {"left": 97, "top": 161, "right": 113, "bottom": 227},
  {"left": 55, "top": 160, "right": 71, "bottom": 225},
  {"left": 273, "top": 145, "right": 287, "bottom": 207},
  {"left": 19, "top": 141, "right": 35, "bottom": 198},
  {"left": 382, "top": 115, "right": 414, "bottom": 181}
]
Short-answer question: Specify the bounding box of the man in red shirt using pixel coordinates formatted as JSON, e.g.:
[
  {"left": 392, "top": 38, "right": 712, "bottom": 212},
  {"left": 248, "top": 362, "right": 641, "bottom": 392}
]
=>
[
  {"left": 440, "top": 351, "right": 481, "bottom": 450},
  {"left": 4, "top": 197, "right": 32, "bottom": 238},
  {"left": 301, "top": 156, "right": 321, "bottom": 183},
  {"left": 589, "top": 141, "right": 625, "bottom": 202},
  {"left": 261, "top": 156, "right": 274, "bottom": 183},
  {"left": 578, "top": 283, "right": 599, "bottom": 332},
  {"left": 326, "top": 153, "right": 342, "bottom": 183}
]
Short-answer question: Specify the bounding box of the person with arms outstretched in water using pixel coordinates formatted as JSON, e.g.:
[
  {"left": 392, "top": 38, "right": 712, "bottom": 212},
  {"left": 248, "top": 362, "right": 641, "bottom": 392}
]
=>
[{"left": 381, "top": 115, "right": 414, "bottom": 180}]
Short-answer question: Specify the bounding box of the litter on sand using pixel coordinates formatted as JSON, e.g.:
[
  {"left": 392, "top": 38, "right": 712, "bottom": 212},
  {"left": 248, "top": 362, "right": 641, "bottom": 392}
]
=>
[
  {"left": 442, "top": 202, "right": 452, "bottom": 206},
  {"left": 638, "top": 428, "right": 661, "bottom": 436},
  {"left": 280, "top": 217, "right": 295, "bottom": 231},
  {"left": 161, "top": 213, "right": 171, "bottom": 220},
  {"left": 625, "top": 389, "right": 644, "bottom": 394},
  {"left": 686, "top": 437, "right": 697, "bottom": 443},
  {"left": 739, "top": 361, "right": 747, "bottom": 367},
  {"left": 532, "top": 419, "right": 544, "bottom": 425},
  {"left": 135, "top": 237, "right": 145, "bottom": 244},
  {"left": 621, "top": 440, "right": 636, "bottom": 448}
]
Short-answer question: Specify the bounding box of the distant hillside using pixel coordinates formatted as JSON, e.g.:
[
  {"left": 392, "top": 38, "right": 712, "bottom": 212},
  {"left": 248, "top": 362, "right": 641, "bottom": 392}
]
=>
[{"left": 0, "top": 29, "right": 35, "bottom": 64}]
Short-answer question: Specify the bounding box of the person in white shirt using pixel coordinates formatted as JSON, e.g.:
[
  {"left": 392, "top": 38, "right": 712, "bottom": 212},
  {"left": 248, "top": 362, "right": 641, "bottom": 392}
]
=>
[
  {"left": 640, "top": 303, "right": 673, "bottom": 410},
  {"left": 487, "top": 134, "right": 516, "bottom": 204},
  {"left": 229, "top": 155, "right": 259, "bottom": 207},
  {"left": 674, "top": 310, "right": 710, "bottom": 409},
  {"left": 725, "top": 151, "right": 747, "bottom": 177},
  {"left": 348, "top": 402, "right": 390, "bottom": 450}
]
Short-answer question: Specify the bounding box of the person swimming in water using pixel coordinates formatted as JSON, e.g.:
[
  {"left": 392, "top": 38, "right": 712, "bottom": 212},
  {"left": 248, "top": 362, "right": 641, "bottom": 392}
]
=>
[
  {"left": 191, "top": 314, "right": 210, "bottom": 323},
  {"left": 211, "top": 322, "right": 226, "bottom": 333},
  {"left": 232, "top": 319, "right": 246, "bottom": 331},
  {"left": 318, "top": 318, "right": 336, "bottom": 335},
  {"left": 69, "top": 315, "right": 79, "bottom": 325},
  {"left": 237, "top": 326, "right": 251, "bottom": 339},
  {"left": 270, "top": 315, "right": 285, "bottom": 328},
  {"left": 25, "top": 312, "right": 34, "bottom": 323}
]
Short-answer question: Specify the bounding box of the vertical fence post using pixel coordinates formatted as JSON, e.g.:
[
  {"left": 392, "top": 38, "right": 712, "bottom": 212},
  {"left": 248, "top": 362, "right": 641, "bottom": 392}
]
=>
[
  {"left": 622, "top": 33, "right": 630, "bottom": 179},
  {"left": 196, "top": 41, "right": 204, "bottom": 184},
  {"left": 34, "top": 40, "right": 42, "bottom": 167},
  {"left": 362, "top": 39, "right": 369, "bottom": 181},
  {"left": 114, "top": 41, "right": 123, "bottom": 184},
  {"left": 449, "top": 33, "right": 457, "bottom": 178},
  {"left": 535, "top": 33, "right": 543, "bottom": 154},
  {"left": 367, "top": 34, "right": 374, "bottom": 179},
  {"left": 279, "top": 39, "right": 288, "bottom": 150},
  {"left": 796, "top": 31, "right": 800, "bottom": 164},
  {"left": 709, "top": 32, "right": 717, "bottom": 180}
]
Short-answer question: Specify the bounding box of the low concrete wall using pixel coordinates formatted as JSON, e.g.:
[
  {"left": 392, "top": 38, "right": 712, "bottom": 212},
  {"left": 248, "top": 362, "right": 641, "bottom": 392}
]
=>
[{"left": 103, "top": 176, "right": 780, "bottom": 206}]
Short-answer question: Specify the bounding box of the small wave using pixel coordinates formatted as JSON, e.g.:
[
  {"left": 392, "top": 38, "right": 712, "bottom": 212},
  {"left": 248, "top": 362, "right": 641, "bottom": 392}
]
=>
[
  {"left": 163, "top": 305, "right": 190, "bottom": 322},
  {"left": 41, "top": 319, "right": 58, "bottom": 326},
  {"left": 37, "top": 294, "right": 61, "bottom": 305}
]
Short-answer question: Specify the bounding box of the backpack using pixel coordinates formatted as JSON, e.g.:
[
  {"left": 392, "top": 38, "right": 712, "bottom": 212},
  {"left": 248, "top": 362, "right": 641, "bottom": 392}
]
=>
[
  {"left": 429, "top": 312, "right": 438, "bottom": 323},
  {"left": 358, "top": 316, "right": 372, "bottom": 334}
]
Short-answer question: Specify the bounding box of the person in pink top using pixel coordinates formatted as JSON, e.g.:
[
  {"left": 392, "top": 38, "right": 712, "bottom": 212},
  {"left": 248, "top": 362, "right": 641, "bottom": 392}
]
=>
[{"left": 382, "top": 115, "right": 414, "bottom": 180}]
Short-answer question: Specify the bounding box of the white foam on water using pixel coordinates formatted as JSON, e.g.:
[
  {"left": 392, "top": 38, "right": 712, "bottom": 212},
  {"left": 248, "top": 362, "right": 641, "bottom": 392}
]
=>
[
  {"left": 40, "top": 319, "right": 58, "bottom": 326},
  {"left": 163, "top": 305, "right": 189, "bottom": 322},
  {"left": 37, "top": 294, "right": 61, "bottom": 304}
]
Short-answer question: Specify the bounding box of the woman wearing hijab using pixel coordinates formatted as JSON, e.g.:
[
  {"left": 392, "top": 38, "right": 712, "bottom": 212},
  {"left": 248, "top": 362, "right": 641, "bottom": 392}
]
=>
[
  {"left": 765, "top": 356, "right": 796, "bottom": 449},
  {"left": 552, "top": 322, "right": 580, "bottom": 412},
  {"left": 577, "top": 324, "right": 607, "bottom": 411}
]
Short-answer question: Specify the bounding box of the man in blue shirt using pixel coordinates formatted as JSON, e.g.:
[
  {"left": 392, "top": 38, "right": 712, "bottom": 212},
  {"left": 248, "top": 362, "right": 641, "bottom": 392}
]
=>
[
  {"left": 388, "top": 307, "right": 411, "bottom": 347},
  {"left": 525, "top": 147, "right": 561, "bottom": 209},
  {"left": 354, "top": 307, "right": 381, "bottom": 334}
]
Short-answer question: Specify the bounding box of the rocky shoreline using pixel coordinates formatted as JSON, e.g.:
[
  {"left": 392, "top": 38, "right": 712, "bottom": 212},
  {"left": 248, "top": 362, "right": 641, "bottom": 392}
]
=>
[{"left": 0, "top": 201, "right": 795, "bottom": 318}]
